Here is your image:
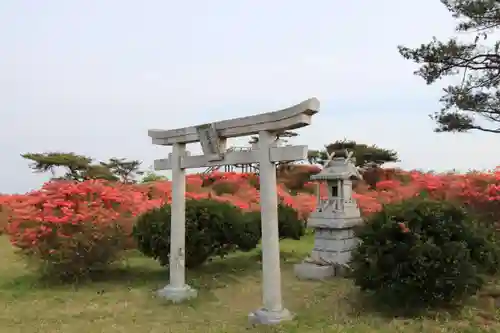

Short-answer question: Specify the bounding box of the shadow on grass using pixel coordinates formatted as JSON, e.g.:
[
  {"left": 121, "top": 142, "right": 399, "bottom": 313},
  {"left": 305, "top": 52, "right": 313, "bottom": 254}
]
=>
[
  {"left": 0, "top": 236, "right": 309, "bottom": 304},
  {"left": 342, "top": 288, "right": 465, "bottom": 320},
  {"left": 0, "top": 249, "right": 297, "bottom": 296}
]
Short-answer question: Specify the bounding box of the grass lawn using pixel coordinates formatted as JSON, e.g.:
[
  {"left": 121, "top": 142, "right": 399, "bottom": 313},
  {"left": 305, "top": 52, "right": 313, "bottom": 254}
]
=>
[{"left": 0, "top": 235, "right": 499, "bottom": 333}]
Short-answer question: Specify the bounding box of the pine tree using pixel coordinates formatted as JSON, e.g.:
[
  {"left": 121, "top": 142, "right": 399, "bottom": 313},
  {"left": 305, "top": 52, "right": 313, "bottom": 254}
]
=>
[{"left": 399, "top": 0, "right": 500, "bottom": 133}]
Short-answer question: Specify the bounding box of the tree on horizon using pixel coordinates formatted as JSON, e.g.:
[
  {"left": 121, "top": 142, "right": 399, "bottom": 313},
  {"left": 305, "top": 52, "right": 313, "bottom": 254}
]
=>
[
  {"left": 307, "top": 139, "right": 399, "bottom": 168},
  {"left": 399, "top": 0, "right": 500, "bottom": 134},
  {"left": 22, "top": 152, "right": 143, "bottom": 183}
]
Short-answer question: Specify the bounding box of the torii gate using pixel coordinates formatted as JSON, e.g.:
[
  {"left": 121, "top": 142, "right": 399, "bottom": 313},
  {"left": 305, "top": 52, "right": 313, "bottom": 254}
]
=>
[{"left": 148, "top": 98, "right": 319, "bottom": 325}]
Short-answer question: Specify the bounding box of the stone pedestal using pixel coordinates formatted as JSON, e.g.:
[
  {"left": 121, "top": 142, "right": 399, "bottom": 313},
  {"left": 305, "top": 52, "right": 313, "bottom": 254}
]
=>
[
  {"left": 292, "top": 153, "right": 363, "bottom": 281},
  {"left": 248, "top": 308, "right": 293, "bottom": 325},
  {"left": 294, "top": 262, "right": 334, "bottom": 280},
  {"left": 157, "top": 284, "right": 198, "bottom": 303},
  {"left": 295, "top": 220, "right": 360, "bottom": 280}
]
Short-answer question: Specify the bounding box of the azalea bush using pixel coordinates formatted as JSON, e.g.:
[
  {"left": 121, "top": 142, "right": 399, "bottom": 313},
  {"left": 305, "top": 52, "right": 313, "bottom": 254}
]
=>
[
  {"left": 0, "top": 201, "right": 9, "bottom": 235},
  {"left": 4, "top": 163, "right": 500, "bottom": 281},
  {"left": 4, "top": 180, "right": 157, "bottom": 280},
  {"left": 351, "top": 197, "right": 500, "bottom": 311},
  {"left": 352, "top": 167, "right": 500, "bottom": 227},
  {"left": 141, "top": 172, "right": 316, "bottom": 218},
  {"left": 133, "top": 199, "right": 260, "bottom": 268}
]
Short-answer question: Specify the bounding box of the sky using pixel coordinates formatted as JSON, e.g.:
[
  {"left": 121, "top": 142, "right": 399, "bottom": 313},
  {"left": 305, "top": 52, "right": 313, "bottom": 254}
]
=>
[{"left": 2, "top": 0, "right": 500, "bottom": 194}]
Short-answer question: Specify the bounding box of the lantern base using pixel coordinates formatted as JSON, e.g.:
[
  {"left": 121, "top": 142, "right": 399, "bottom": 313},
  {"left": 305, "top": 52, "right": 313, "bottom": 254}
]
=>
[
  {"left": 294, "top": 262, "right": 334, "bottom": 280},
  {"left": 294, "top": 262, "right": 350, "bottom": 280}
]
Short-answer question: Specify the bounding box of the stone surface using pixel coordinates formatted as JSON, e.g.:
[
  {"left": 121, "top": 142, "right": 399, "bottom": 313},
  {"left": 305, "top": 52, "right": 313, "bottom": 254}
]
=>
[
  {"left": 294, "top": 262, "right": 335, "bottom": 280},
  {"left": 308, "top": 214, "right": 362, "bottom": 229},
  {"left": 248, "top": 308, "right": 293, "bottom": 325},
  {"left": 296, "top": 154, "right": 362, "bottom": 281},
  {"left": 157, "top": 284, "right": 197, "bottom": 303},
  {"left": 196, "top": 122, "right": 224, "bottom": 159},
  {"left": 313, "top": 231, "right": 358, "bottom": 253},
  {"left": 148, "top": 97, "right": 319, "bottom": 145},
  {"left": 294, "top": 262, "right": 351, "bottom": 280},
  {"left": 154, "top": 145, "right": 308, "bottom": 170},
  {"left": 257, "top": 130, "right": 285, "bottom": 315},
  {"left": 334, "top": 264, "right": 352, "bottom": 277},
  {"left": 310, "top": 154, "right": 361, "bottom": 180},
  {"left": 168, "top": 143, "right": 188, "bottom": 291}
]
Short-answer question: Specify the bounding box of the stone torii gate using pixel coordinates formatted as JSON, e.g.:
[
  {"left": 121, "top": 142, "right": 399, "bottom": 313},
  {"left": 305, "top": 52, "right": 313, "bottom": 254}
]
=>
[{"left": 148, "top": 98, "right": 319, "bottom": 325}]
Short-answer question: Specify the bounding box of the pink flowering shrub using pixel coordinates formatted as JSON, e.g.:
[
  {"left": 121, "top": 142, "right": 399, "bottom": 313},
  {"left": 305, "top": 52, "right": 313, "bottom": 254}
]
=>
[
  {"left": 3, "top": 180, "right": 158, "bottom": 280},
  {"left": 3, "top": 165, "right": 500, "bottom": 280}
]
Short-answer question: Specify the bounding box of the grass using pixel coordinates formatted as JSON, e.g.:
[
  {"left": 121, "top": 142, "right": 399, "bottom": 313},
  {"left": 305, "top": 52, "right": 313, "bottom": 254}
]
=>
[{"left": 0, "top": 236, "right": 499, "bottom": 333}]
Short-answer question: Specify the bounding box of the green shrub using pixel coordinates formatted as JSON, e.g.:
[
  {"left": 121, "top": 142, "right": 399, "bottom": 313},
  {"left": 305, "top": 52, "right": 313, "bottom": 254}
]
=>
[
  {"left": 133, "top": 199, "right": 260, "bottom": 269},
  {"left": 244, "top": 202, "right": 306, "bottom": 240},
  {"left": 351, "top": 198, "right": 500, "bottom": 310}
]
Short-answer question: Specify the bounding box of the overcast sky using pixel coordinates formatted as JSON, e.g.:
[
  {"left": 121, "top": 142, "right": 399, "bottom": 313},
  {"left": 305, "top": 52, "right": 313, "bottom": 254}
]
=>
[{"left": 2, "top": 1, "right": 500, "bottom": 194}]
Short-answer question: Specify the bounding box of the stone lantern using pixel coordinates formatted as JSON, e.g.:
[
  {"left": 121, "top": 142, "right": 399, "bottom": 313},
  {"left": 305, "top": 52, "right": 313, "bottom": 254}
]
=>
[{"left": 294, "top": 150, "right": 363, "bottom": 280}]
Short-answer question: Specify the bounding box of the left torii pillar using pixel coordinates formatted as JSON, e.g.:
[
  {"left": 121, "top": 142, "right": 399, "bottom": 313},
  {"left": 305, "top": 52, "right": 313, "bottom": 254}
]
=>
[{"left": 157, "top": 142, "right": 197, "bottom": 302}]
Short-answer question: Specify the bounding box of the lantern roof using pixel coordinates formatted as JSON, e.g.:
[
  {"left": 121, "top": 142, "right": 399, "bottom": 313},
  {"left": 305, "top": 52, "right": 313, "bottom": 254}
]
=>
[{"left": 311, "top": 151, "right": 362, "bottom": 181}]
